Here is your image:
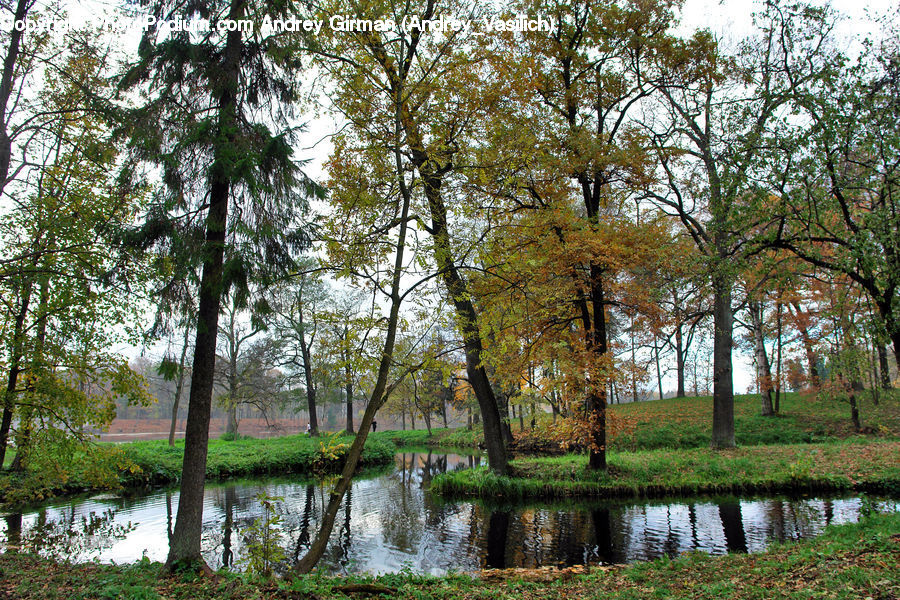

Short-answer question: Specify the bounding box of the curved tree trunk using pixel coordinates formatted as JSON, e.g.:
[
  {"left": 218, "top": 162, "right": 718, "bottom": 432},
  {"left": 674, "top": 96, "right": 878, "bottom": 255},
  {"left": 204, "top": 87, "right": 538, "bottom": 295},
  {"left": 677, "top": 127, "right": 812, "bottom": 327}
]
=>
[
  {"left": 294, "top": 119, "right": 412, "bottom": 573},
  {"left": 168, "top": 326, "right": 190, "bottom": 447},
  {"left": 749, "top": 299, "right": 775, "bottom": 417},
  {"left": 0, "top": 279, "right": 32, "bottom": 468}
]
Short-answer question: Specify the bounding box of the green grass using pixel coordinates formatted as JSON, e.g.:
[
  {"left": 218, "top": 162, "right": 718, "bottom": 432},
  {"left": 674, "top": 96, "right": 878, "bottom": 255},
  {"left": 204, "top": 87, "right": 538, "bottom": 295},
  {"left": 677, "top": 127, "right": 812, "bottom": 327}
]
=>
[
  {"left": 1, "top": 511, "right": 897, "bottom": 599},
  {"left": 612, "top": 391, "right": 900, "bottom": 451},
  {"left": 431, "top": 440, "right": 900, "bottom": 500},
  {"left": 0, "top": 433, "right": 396, "bottom": 506},
  {"left": 122, "top": 433, "right": 397, "bottom": 485}
]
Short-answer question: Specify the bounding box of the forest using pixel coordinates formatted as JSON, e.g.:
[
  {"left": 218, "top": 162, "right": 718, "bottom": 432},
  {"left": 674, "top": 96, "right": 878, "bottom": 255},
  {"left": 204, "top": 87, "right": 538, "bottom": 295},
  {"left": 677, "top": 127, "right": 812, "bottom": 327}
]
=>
[{"left": 0, "top": 0, "right": 898, "bottom": 597}]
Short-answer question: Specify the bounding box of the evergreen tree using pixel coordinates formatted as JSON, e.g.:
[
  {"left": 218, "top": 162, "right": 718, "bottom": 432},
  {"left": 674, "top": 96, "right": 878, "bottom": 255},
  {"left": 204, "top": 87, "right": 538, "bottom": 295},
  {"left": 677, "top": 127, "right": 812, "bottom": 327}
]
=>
[{"left": 117, "top": 0, "right": 319, "bottom": 570}]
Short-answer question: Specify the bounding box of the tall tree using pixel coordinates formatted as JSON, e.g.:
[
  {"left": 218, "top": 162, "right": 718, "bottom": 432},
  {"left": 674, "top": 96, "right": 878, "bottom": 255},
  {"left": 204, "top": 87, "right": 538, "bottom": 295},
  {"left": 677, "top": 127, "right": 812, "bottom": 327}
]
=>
[
  {"left": 308, "top": 0, "right": 509, "bottom": 474},
  {"left": 774, "top": 24, "right": 900, "bottom": 367},
  {"left": 118, "top": 0, "right": 317, "bottom": 570},
  {"left": 475, "top": 0, "right": 677, "bottom": 469},
  {"left": 647, "top": 2, "right": 833, "bottom": 447},
  {"left": 0, "top": 30, "right": 148, "bottom": 468},
  {"left": 268, "top": 268, "right": 328, "bottom": 436}
]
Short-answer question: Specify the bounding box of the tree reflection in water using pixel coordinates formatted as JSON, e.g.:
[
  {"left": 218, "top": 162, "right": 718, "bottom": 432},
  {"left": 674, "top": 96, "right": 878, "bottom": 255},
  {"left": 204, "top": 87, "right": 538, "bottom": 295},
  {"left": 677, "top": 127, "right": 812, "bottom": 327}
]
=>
[
  {"left": 2, "top": 506, "right": 134, "bottom": 561},
  {"left": 1, "top": 453, "right": 895, "bottom": 574}
]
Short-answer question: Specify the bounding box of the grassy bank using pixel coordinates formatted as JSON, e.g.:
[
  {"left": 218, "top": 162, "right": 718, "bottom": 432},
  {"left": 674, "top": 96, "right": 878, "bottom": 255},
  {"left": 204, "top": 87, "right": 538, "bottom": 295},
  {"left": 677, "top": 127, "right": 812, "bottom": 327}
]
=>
[
  {"left": 431, "top": 440, "right": 900, "bottom": 500},
  {"left": 0, "top": 510, "right": 897, "bottom": 599},
  {"left": 0, "top": 432, "right": 398, "bottom": 506},
  {"left": 438, "top": 391, "right": 900, "bottom": 455},
  {"left": 613, "top": 390, "right": 900, "bottom": 450}
]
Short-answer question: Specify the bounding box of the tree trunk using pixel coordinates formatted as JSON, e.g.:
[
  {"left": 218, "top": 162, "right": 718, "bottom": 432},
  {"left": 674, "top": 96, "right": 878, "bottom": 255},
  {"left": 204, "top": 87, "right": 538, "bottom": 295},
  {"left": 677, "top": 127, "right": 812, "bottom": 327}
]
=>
[
  {"left": 379, "top": 42, "right": 507, "bottom": 474},
  {"left": 294, "top": 118, "right": 412, "bottom": 574},
  {"left": 791, "top": 302, "right": 819, "bottom": 386},
  {"left": 774, "top": 300, "right": 783, "bottom": 414},
  {"left": 298, "top": 312, "right": 318, "bottom": 436},
  {"left": 345, "top": 370, "right": 353, "bottom": 434},
  {"left": 0, "top": 0, "right": 30, "bottom": 196},
  {"left": 674, "top": 294, "right": 686, "bottom": 398},
  {"left": 0, "top": 278, "right": 32, "bottom": 468},
  {"left": 225, "top": 404, "right": 238, "bottom": 438},
  {"left": 878, "top": 345, "right": 892, "bottom": 389},
  {"left": 749, "top": 299, "right": 775, "bottom": 417},
  {"left": 420, "top": 175, "right": 507, "bottom": 474},
  {"left": 711, "top": 277, "right": 735, "bottom": 448},
  {"left": 849, "top": 391, "right": 861, "bottom": 433},
  {"left": 165, "top": 3, "right": 241, "bottom": 569},
  {"left": 10, "top": 272, "right": 49, "bottom": 473},
  {"left": 655, "top": 339, "right": 664, "bottom": 401},
  {"left": 585, "top": 262, "right": 609, "bottom": 471},
  {"left": 168, "top": 326, "right": 191, "bottom": 447}
]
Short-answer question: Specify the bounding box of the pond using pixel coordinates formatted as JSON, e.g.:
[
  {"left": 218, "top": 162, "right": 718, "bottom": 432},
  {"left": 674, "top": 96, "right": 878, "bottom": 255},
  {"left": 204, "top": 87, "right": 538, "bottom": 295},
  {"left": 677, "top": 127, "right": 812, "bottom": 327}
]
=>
[{"left": 1, "top": 450, "right": 897, "bottom": 574}]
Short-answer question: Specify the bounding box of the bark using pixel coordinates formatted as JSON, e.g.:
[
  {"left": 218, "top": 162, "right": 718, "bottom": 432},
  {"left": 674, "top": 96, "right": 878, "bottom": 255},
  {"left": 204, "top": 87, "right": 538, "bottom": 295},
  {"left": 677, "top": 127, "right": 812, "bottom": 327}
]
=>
[
  {"left": 711, "top": 276, "right": 735, "bottom": 448},
  {"left": 878, "top": 345, "right": 892, "bottom": 389},
  {"left": 417, "top": 170, "right": 507, "bottom": 473},
  {"left": 367, "top": 36, "right": 508, "bottom": 475},
  {"left": 748, "top": 299, "right": 775, "bottom": 417},
  {"left": 225, "top": 404, "right": 238, "bottom": 437},
  {"left": 675, "top": 299, "right": 686, "bottom": 398},
  {"left": 10, "top": 272, "right": 49, "bottom": 472},
  {"left": 675, "top": 322, "right": 687, "bottom": 398},
  {"left": 0, "top": 278, "right": 32, "bottom": 468},
  {"left": 655, "top": 339, "right": 664, "bottom": 401},
  {"left": 298, "top": 306, "right": 318, "bottom": 436},
  {"left": 585, "top": 261, "right": 609, "bottom": 471},
  {"left": 164, "top": 3, "right": 241, "bottom": 569},
  {"left": 790, "top": 302, "right": 819, "bottom": 385},
  {"left": 849, "top": 391, "right": 861, "bottom": 432},
  {"left": 0, "top": 0, "right": 31, "bottom": 195},
  {"left": 168, "top": 326, "right": 191, "bottom": 447},
  {"left": 345, "top": 361, "right": 354, "bottom": 434},
  {"left": 774, "top": 300, "right": 783, "bottom": 414}
]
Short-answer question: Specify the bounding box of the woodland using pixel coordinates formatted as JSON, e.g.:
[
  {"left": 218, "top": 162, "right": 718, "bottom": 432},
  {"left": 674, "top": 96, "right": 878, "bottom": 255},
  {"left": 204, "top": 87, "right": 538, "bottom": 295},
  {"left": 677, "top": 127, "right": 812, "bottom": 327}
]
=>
[{"left": 0, "top": 0, "right": 898, "bottom": 594}]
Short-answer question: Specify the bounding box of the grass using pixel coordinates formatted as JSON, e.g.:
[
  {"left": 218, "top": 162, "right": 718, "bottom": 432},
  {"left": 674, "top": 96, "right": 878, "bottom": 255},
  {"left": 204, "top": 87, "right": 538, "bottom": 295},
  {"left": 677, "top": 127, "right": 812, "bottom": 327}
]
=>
[
  {"left": 455, "top": 391, "right": 900, "bottom": 454},
  {"left": 0, "top": 510, "right": 897, "bottom": 599},
  {"left": 611, "top": 390, "right": 900, "bottom": 451},
  {"left": 0, "top": 432, "right": 397, "bottom": 506},
  {"left": 431, "top": 440, "right": 900, "bottom": 500},
  {"left": 121, "top": 432, "right": 397, "bottom": 485}
]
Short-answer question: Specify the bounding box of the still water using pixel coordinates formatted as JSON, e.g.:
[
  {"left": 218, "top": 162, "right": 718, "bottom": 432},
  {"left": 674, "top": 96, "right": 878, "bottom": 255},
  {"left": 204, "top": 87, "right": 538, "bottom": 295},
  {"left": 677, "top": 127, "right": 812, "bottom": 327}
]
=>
[{"left": 1, "top": 451, "right": 897, "bottom": 574}]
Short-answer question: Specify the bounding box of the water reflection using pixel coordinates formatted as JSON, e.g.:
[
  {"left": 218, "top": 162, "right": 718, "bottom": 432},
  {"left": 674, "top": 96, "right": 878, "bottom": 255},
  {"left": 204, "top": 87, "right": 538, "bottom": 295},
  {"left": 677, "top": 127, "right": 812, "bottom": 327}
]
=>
[{"left": 0, "top": 451, "right": 897, "bottom": 574}]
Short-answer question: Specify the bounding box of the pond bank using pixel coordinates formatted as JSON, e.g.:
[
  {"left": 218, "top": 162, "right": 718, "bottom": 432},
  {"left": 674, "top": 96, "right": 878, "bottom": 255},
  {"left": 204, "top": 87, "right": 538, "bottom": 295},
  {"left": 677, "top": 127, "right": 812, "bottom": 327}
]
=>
[
  {"left": 431, "top": 440, "right": 900, "bottom": 500},
  {"left": 0, "top": 433, "right": 401, "bottom": 506},
  {"left": 0, "top": 511, "right": 896, "bottom": 599}
]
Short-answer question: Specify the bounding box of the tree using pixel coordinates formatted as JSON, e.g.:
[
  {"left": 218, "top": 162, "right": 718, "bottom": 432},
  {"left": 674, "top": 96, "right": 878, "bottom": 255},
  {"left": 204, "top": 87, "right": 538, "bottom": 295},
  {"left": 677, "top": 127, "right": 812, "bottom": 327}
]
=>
[
  {"left": 118, "top": 0, "right": 317, "bottom": 570},
  {"left": 307, "top": 0, "right": 510, "bottom": 475},
  {"left": 294, "top": 68, "right": 419, "bottom": 572},
  {"left": 0, "top": 31, "right": 149, "bottom": 469},
  {"left": 215, "top": 287, "right": 266, "bottom": 438},
  {"left": 317, "top": 291, "right": 379, "bottom": 435},
  {"left": 268, "top": 268, "right": 329, "bottom": 436},
  {"left": 774, "top": 25, "right": 900, "bottom": 369},
  {"left": 647, "top": 2, "right": 834, "bottom": 447},
  {"left": 473, "top": 0, "right": 678, "bottom": 469}
]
